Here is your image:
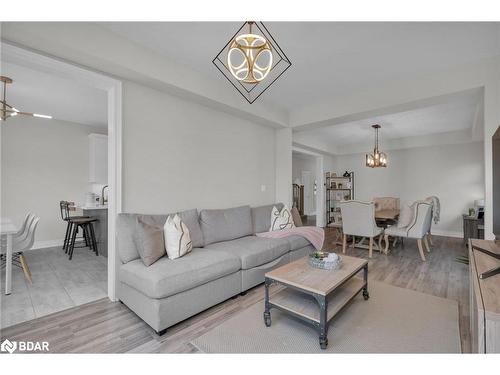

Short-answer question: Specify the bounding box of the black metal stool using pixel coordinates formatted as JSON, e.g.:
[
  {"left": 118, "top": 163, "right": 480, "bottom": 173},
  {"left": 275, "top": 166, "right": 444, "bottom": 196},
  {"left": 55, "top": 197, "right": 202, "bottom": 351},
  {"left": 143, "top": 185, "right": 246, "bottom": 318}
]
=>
[
  {"left": 60, "top": 201, "right": 90, "bottom": 253},
  {"left": 67, "top": 217, "right": 99, "bottom": 260}
]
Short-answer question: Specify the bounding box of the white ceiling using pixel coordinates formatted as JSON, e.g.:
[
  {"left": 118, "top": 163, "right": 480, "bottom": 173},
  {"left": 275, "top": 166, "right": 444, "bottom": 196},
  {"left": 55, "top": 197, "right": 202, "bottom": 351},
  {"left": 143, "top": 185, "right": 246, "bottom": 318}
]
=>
[
  {"left": 101, "top": 22, "right": 499, "bottom": 112},
  {"left": 0, "top": 60, "right": 107, "bottom": 128},
  {"left": 294, "top": 88, "right": 481, "bottom": 150},
  {"left": 292, "top": 150, "right": 316, "bottom": 161}
]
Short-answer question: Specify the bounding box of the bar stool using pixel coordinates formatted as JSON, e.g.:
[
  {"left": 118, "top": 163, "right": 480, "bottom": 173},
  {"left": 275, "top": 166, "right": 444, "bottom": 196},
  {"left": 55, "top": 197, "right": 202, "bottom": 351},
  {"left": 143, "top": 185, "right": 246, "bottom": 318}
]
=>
[
  {"left": 67, "top": 217, "right": 99, "bottom": 260},
  {"left": 59, "top": 201, "right": 90, "bottom": 253}
]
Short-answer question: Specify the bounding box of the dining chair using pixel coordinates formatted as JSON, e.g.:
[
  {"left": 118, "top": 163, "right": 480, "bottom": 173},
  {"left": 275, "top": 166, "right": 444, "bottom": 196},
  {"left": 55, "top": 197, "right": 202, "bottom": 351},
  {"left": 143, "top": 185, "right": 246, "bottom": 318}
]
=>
[
  {"left": 0, "top": 216, "right": 40, "bottom": 283},
  {"left": 340, "top": 200, "right": 384, "bottom": 258},
  {"left": 60, "top": 201, "right": 90, "bottom": 252},
  {"left": 373, "top": 197, "right": 400, "bottom": 212},
  {"left": 1, "top": 213, "right": 35, "bottom": 245},
  {"left": 384, "top": 201, "right": 433, "bottom": 261}
]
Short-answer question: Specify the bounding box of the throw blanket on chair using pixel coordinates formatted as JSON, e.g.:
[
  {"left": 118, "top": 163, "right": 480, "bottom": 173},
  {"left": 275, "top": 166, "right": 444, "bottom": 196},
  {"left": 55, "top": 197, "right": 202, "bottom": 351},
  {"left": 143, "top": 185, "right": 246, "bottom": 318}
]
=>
[
  {"left": 256, "top": 226, "right": 325, "bottom": 250},
  {"left": 425, "top": 196, "right": 441, "bottom": 224}
]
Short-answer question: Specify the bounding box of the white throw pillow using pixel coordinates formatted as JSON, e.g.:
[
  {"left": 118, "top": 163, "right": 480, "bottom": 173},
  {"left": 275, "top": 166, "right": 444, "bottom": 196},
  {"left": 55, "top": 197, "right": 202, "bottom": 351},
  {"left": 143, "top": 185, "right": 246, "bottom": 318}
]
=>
[
  {"left": 397, "top": 203, "right": 416, "bottom": 228},
  {"left": 164, "top": 214, "right": 193, "bottom": 260},
  {"left": 270, "top": 205, "right": 295, "bottom": 231}
]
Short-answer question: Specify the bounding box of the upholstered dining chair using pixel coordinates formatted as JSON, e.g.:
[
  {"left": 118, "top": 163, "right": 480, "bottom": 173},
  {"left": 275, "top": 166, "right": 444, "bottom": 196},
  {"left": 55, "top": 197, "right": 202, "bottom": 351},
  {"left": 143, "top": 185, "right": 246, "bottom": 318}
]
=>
[
  {"left": 373, "top": 197, "right": 400, "bottom": 212},
  {"left": 384, "top": 201, "right": 433, "bottom": 261},
  {"left": 340, "top": 200, "right": 384, "bottom": 258}
]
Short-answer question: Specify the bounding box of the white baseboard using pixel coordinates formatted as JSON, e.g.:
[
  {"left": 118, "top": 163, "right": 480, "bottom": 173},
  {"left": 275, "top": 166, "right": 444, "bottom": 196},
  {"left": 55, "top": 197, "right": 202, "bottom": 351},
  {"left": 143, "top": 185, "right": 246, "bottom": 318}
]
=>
[
  {"left": 31, "top": 239, "right": 64, "bottom": 250},
  {"left": 430, "top": 230, "right": 463, "bottom": 239}
]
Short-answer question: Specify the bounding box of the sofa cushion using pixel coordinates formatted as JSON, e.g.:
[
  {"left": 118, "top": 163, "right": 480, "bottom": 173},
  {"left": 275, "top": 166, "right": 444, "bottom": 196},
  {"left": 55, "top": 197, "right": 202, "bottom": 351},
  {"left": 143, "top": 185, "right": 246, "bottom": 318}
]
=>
[
  {"left": 252, "top": 203, "right": 284, "bottom": 233},
  {"left": 133, "top": 216, "right": 166, "bottom": 266},
  {"left": 200, "top": 205, "right": 253, "bottom": 245},
  {"left": 117, "top": 209, "right": 204, "bottom": 264},
  {"left": 119, "top": 248, "right": 241, "bottom": 299},
  {"left": 204, "top": 236, "right": 290, "bottom": 269},
  {"left": 285, "top": 235, "right": 310, "bottom": 251}
]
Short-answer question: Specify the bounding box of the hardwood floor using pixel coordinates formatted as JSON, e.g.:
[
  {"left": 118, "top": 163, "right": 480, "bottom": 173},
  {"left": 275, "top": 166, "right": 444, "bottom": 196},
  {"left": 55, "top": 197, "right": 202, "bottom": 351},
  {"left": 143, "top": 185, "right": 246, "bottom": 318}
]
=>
[{"left": 0, "top": 230, "right": 470, "bottom": 353}]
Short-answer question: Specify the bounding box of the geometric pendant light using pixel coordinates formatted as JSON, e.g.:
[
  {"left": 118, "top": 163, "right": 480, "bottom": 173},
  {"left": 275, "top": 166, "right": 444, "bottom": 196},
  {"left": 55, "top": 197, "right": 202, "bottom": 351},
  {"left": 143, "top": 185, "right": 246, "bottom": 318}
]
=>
[{"left": 213, "top": 21, "right": 292, "bottom": 104}]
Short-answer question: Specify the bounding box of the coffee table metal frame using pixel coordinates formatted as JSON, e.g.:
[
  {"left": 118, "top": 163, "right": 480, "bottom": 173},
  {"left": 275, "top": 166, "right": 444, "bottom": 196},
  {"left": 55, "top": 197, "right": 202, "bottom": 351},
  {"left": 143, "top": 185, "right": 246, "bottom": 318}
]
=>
[{"left": 263, "top": 262, "right": 369, "bottom": 350}]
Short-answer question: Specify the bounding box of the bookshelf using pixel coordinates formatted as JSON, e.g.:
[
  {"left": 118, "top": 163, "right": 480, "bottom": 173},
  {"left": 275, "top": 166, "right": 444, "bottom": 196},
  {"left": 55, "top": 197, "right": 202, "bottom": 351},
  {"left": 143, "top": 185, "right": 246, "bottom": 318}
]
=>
[{"left": 325, "top": 172, "right": 354, "bottom": 227}]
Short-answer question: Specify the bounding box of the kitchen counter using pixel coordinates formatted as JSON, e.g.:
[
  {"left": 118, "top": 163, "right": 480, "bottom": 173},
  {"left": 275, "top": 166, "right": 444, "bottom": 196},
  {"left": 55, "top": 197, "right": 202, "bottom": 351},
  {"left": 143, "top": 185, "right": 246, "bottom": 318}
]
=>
[
  {"left": 77, "top": 205, "right": 108, "bottom": 210},
  {"left": 78, "top": 206, "right": 108, "bottom": 257}
]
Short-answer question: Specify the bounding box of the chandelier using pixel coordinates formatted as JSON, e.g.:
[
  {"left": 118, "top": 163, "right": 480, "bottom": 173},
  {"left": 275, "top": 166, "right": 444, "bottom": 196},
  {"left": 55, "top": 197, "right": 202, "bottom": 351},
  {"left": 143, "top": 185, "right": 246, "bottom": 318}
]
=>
[
  {"left": 227, "top": 22, "right": 273, "bottom": 84},
  {"left": 366, "top": 125, "right": 388, "bottom": 168},
  {"left": 1, "top": 76, "right": 52, "bottom": 122},
  {"left": 213, "top": 21, "right": 291, "bottom": 104}
]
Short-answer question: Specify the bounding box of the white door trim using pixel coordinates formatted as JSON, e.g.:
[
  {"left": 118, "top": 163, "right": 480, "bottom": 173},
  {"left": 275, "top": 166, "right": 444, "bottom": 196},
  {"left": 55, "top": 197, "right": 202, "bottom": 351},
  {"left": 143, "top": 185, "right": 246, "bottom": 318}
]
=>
[{"left": 2, "top": 42, "right": 123, "bottom": 301}]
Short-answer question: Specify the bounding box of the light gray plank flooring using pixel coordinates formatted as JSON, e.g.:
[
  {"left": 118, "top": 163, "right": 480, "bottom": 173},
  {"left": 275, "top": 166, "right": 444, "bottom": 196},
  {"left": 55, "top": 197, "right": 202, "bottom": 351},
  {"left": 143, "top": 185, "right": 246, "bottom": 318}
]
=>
[
  {"left": 0, "top": 233, "right": 469, "bottom": 353},
  {"left": 1, "top": 246, "right": 107, "bottom": 328}
]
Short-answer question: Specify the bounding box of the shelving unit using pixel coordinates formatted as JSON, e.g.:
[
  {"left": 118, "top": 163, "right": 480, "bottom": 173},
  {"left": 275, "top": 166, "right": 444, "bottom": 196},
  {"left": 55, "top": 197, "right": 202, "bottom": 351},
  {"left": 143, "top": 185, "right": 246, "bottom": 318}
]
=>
[{"left": 325, "top": 172, "right": 354, "bottom": 228}]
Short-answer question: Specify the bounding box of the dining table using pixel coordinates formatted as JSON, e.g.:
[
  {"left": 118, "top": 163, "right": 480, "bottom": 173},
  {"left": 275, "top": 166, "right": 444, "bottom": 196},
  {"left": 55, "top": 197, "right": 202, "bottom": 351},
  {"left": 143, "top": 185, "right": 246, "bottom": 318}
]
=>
[
  {"left": 1, "top": 217, "right": 18, "bottom": 295},
  {"left": 375, "top": 209, "right": 400, "bottom": 221}
]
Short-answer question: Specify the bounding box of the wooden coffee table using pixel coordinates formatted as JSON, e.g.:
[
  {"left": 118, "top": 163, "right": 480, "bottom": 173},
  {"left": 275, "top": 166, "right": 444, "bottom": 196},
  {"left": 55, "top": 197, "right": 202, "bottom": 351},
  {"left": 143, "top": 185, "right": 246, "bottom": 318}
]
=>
[{"left": 263, "top": 255, "right": 369, "bottom": 349}]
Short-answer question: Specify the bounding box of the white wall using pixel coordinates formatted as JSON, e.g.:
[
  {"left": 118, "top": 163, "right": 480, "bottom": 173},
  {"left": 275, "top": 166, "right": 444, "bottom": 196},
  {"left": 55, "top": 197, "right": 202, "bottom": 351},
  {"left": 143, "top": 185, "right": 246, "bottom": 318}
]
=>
[
  {"left": 275, "top": 128, "right": 292, "bottom": 208},
  {"left": 122, "top": 81, "right": 276, "bottom": 213},
  {"left": 292, "top": 154, "right": 316, "bottom": 184},
  {"left": 292, "top": 153, "right": 317, "bottom": 215},
  {"left": 335, "top": 142, "right": 485, "bottom": 237},
  {"left": 1, "top": 116, "right": 106, "bottom": 246}
]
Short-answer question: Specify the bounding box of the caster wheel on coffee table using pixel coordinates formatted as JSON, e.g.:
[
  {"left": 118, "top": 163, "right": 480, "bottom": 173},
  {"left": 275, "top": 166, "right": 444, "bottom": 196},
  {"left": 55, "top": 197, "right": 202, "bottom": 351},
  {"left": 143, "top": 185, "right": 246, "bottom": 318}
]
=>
[
  {"left": 263, "top": 312, "right": 271, "bottom": 327},
  {"left": 363, "top": 289, "right": 370, "bottom": 300},
  {"left": 319, "top": 336, "right": 328, "bottom": 349}
]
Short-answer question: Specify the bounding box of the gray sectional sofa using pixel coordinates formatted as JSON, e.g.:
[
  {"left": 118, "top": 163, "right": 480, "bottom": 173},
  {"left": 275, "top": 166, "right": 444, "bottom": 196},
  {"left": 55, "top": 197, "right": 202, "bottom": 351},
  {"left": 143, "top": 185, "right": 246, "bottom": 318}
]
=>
[{"left": 116, "top": 203, "right": 315, "bottom": 334}]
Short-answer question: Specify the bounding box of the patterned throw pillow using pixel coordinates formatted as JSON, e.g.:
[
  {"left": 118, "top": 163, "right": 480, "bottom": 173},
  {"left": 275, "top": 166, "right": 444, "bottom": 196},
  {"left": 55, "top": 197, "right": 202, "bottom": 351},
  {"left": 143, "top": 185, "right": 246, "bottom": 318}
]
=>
[
  {"left": 164, "top": 214, "right": 193, "bottom": 260},
  {"left": 270, "top": 205, "right": 295, "bottom": 231}
]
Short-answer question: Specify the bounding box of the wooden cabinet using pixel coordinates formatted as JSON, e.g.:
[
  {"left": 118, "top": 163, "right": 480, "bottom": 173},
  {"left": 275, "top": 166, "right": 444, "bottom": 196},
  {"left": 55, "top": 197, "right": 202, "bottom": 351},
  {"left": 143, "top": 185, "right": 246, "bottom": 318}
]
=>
[
  {"left": 89, "top": 134, "right": 108, "bottom": 184},
  {"left": 469, "top": 239, "right": 500, "bottom": 353},
  {"left": 463, "top": 215, "right": 484, "bottom": 245}
]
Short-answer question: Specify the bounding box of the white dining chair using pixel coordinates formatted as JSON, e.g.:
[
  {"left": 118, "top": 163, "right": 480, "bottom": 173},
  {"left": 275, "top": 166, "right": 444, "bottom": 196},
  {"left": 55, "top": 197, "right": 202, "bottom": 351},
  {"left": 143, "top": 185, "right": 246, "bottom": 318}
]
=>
[
  {"left": 1, "top": 216, "right": 39, "bottom": 284},
  {"left": 1, "top": 213, "right": 35, "bottom": 244},
  {"left": 384, "top": 201, "right": 433, "bottom": 261},
  {"left": 340, "top": 200, "right": 384, "bottom": 258}
]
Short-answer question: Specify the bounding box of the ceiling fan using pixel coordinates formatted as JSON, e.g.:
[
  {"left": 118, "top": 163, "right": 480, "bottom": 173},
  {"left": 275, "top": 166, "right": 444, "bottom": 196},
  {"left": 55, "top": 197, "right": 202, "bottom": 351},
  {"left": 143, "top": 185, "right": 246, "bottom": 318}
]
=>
[{"left": 1, "top": 75, "right": 52, "bottom": 121}]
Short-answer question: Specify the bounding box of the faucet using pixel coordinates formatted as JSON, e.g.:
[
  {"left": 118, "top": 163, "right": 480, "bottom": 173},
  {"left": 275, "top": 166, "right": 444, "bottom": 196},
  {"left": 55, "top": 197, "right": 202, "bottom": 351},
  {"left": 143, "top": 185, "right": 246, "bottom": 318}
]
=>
[{"left": 101, "top": 185, "right": 108, "bottom": 205}]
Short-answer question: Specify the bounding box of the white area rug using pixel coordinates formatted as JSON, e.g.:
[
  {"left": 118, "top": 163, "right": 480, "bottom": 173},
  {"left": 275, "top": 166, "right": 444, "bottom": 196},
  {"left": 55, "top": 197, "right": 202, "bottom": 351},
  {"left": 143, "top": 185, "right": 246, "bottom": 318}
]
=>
[{"left": 192, "top": 281, "right": 461, "bottom": 353}]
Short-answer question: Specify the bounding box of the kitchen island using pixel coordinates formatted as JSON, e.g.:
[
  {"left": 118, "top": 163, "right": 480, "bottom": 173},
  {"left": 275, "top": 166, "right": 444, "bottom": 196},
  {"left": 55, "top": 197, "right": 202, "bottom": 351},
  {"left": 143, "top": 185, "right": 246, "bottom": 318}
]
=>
[{"left": 78, "top": 205, "right": 108, "bottom": 257}]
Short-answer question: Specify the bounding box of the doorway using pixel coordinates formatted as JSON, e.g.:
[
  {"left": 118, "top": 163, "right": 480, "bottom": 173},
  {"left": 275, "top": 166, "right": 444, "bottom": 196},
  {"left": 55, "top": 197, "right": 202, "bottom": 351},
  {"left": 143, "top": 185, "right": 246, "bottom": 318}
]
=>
[
  {"left": 0, "top": 43, "right": 122, "bottom": 328},
  {"left": 292, "top": 149, "right": 323, "bottom": 227}
]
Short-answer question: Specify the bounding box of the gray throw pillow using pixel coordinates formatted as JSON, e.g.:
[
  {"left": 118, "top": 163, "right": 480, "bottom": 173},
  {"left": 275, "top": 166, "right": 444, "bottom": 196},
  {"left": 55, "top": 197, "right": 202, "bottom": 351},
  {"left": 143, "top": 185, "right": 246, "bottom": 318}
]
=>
[
  {"left": 291, "top": 206, "right": 303, "bottom": 227},
  {"left": 133, "top": 216, "right": 166, "bottom": 266}
]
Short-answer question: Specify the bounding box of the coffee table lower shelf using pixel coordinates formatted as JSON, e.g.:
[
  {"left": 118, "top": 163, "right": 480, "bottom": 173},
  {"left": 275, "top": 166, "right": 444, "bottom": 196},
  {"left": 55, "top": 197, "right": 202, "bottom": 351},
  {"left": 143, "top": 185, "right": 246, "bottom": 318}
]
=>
[{"left": 264, "top": 275, "right": 368, "bottom": 349}]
